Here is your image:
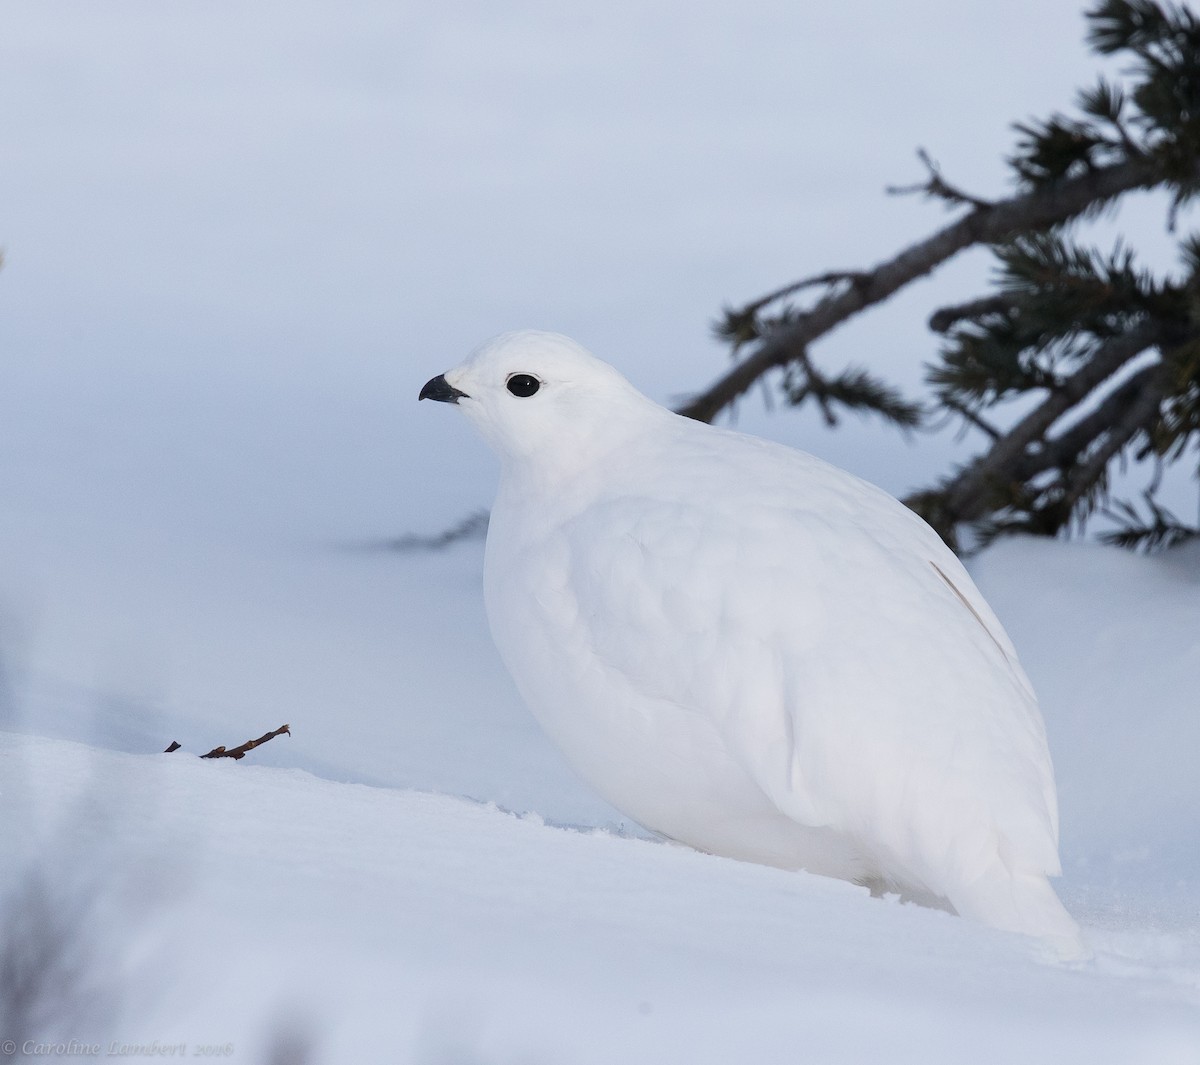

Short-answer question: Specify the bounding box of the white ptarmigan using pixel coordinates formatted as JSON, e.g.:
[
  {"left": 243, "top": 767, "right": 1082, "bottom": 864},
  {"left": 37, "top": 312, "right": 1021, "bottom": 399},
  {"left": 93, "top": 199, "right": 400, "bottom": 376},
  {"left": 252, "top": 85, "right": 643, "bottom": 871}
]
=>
[{"left": 420, "top": 329, "right": 1081, "bottom": 950}]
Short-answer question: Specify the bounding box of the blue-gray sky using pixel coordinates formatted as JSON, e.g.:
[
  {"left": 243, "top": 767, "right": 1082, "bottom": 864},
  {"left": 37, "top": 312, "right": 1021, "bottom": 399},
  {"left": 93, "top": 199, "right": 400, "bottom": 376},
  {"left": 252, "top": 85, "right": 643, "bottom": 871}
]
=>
[{"left": 2, "top": 0, "right": 1127, "bottom": 546}]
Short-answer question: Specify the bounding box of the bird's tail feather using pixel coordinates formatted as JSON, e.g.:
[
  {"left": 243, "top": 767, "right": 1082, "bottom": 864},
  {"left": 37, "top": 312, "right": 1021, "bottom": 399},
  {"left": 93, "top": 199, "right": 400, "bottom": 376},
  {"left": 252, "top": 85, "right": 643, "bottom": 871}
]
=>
[{"left": 948, "top": 861, "right": 1088, "bottom": 959}]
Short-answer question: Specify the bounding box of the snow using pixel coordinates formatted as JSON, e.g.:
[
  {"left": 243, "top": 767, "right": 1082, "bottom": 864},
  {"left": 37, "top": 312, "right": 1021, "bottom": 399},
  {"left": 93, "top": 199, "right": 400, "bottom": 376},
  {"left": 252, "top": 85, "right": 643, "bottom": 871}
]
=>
[
  {"left": 974, "top": 539, "right": 1200, "bottom": 925},
  {"left": 2, "top": 526, "right": 1199, "bottom": 1062}
]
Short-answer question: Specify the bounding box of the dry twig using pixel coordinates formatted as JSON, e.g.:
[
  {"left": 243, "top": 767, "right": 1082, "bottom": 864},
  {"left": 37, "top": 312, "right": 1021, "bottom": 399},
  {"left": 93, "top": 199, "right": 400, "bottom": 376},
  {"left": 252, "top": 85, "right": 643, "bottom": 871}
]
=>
[{"left": 163, "top": 724, "right": 291, "bottom": 761}]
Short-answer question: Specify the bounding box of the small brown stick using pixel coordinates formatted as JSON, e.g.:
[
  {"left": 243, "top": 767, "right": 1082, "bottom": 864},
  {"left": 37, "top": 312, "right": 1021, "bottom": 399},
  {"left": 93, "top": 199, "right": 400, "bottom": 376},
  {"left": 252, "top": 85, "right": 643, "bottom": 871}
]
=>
[
  {"left": 164, "top": 725, "right": 291, "bottom": 760},
  {"left": 200, "top": 724, "right": 291, "bottom": 760}
]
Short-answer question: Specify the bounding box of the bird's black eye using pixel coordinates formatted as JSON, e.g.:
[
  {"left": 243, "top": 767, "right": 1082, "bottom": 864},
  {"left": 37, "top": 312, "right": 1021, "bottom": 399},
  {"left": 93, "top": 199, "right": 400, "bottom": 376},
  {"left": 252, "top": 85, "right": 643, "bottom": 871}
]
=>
[{"left": 506, "top": 373, "right": 541, "bottom": 397}]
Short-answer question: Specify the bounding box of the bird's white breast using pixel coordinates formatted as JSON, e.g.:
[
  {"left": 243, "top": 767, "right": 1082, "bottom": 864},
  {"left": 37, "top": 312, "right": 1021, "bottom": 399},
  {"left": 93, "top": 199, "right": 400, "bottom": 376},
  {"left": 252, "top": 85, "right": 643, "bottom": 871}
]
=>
[{"left": 483, "top": 423, "right": 1059, "bottom": 898}]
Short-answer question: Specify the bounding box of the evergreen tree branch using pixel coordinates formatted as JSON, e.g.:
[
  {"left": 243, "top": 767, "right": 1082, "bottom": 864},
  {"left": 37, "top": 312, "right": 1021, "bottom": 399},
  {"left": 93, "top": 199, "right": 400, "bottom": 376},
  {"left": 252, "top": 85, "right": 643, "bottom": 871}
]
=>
[
  {"left": 1053, "top": 361, "right": 1173, "bottom": 517},
  {"left": 678, "top": 154, "right": 1163, "bottom": 423},
  {"left": 887, "top": 148, "right": 995, "bottom": 209},
  {"left": 415, "top": 2, "right": 1200, "bottom": 555},
  {"left": 929, "top": 295, "right": 1018, "bottom": 334},
  {"left": 1016, "top": 362, "right": 1162, "bottom": 477},
  {"left": 384, "top": 510, "right": 490, "bottom": 551},
  {"left": 939, "top": 396, "right": 1004, "bottom": 439},
  {"left": 916, "top": 320, "right": 1165, "bottom": 526},
  {"left": 781, "top": 350, "right": 924, "bottom": 427},
  {"left": 741, "top": 271, "right": 869, "bottom": 318},
  {"left": 1100, "top": 493, "right": 1199, "bottom": 550}
]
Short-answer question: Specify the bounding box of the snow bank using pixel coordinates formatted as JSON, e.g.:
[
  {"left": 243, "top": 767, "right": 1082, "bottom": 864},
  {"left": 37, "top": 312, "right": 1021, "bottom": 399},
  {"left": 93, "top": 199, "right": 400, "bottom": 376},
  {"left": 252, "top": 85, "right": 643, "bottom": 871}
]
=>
[
  {"left": 2, "top": 727, "right": 1197, "bottom": 1065},
  {"left": 2, "top": 533, "right": 1198, "bottom": 1063}
]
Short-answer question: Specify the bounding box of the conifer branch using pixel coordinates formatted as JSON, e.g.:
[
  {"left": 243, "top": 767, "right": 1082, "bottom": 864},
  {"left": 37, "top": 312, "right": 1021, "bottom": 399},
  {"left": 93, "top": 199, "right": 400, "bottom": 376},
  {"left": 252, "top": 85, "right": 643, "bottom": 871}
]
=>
[
  {"left": 1100, "top": 493, "right": 1199, "bottom": 550},
  {"left": 1015, "top": 363, "right": 1161, "bottom": 476},
  {"left": 915, "top": 320, "right": 1166, "bottom": 528},
  {"left": 743, "top": 271, "right": 870, "bottom": 317},
  {"left": 887, "top": 148, "right": 995, "bottom": 209},
  {"left": 680, "top": 154, "right": 1162, "bottom": 423},
  {"left": 780, "top": 349, "right": 924, "bottom": 428},
  {"left": 415, "top": 1, "right": 1200, "bottom": 555},
  {"left": 1055, "top": 365, "right": 1170, "bottom": 515},
  {"left": 939, "top": 396, "right": 1004, "bottom": 440},
  {"left": 385, "top": 510, "right": 489, "bottom": 551},
  {"left": 929, "top": 296, "right": 1018, "bottom": 334}
]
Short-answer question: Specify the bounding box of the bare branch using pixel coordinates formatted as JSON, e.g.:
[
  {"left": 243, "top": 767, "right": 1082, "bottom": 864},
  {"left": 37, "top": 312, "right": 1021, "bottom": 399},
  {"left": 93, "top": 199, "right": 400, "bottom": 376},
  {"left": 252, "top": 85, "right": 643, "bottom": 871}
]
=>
[
  {"left": 739, "top": 270, "right": 870, "bottom": 318},
  {"left": 165, "top": 726, "right": 292, "bottom": 760},
  {"left": 201, "top": 724, "right": 291, "bottom": 761},
  {"left": 887, "top": 148, "right": 995, "bottom": 209}
]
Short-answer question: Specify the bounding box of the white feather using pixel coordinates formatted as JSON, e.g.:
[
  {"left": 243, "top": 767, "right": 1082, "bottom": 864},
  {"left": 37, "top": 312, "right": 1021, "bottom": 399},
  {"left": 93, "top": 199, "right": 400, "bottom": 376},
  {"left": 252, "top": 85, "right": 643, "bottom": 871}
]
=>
[{"left": 428, "top": 330, "right": 1081, "bottom": 951}]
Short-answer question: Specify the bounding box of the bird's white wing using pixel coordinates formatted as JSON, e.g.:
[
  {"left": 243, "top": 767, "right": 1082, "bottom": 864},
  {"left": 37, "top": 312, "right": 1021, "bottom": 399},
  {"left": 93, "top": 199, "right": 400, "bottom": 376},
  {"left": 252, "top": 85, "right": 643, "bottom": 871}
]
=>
[{"left": 548, "top": 436, "right": 1061, "bottom": 891}]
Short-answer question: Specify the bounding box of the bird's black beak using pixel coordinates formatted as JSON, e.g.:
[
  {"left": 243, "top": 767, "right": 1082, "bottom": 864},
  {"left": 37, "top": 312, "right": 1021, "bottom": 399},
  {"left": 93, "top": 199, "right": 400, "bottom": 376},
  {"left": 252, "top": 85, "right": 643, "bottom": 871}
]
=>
[{"left": 419, "top": 374, "right": 469, "bottom": 404}]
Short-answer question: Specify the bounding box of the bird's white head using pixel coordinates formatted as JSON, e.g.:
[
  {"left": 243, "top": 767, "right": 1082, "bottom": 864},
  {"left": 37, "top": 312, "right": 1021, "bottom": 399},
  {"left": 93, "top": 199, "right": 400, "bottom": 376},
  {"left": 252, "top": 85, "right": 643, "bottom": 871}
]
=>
[{"left": 419, "top": 330, "right": 666, "bottom": 468}]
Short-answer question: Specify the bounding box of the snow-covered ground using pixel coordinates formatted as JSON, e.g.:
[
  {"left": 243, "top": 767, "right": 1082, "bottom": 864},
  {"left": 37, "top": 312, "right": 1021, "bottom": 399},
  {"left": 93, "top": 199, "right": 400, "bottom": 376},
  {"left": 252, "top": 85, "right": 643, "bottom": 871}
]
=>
[{"left": 2, "top": 521, "right": 1198, "bottom": 1063}]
